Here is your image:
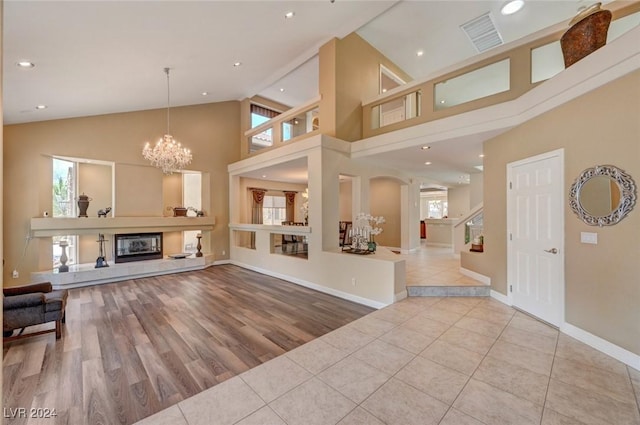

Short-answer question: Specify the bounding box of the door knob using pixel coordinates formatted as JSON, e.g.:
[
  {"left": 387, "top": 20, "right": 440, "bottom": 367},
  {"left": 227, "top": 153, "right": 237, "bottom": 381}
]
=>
[{"left": 544, "top": 248, "right": 558, "bottom": 254}]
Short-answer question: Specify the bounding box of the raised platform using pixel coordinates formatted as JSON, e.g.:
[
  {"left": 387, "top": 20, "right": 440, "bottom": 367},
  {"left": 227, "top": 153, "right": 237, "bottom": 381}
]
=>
[{"left": 31, "top": 254, "right": 214, "bottom": 289}]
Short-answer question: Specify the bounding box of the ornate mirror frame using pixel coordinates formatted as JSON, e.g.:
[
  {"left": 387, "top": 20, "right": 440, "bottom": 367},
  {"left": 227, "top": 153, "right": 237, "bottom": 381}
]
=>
[{"left": 569, "top": 164, "right": 637, "bottom": 226}]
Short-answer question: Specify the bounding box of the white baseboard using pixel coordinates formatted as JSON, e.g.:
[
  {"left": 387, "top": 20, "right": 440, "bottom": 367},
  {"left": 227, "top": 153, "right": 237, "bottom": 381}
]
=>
[
  {"left": 459, "top": 267, "right": 491, "bottom": 285},
  {"left": 229, "top": 260, "right": 388, "bottom": 310},
  {"left": 561, "top": 322, "right": 640, "bottom": 371},
  {"left": 489, "top": 289, "right": 639, "bottom": 370},
  {"left": 425, "top": 242, "right": 453, "bottom": 248},
  {"left": 394, "top": 290, "right": 408, "bottom": 302},
  {"left": 490, "top": 289, "right": 511, "bottom": 305}
]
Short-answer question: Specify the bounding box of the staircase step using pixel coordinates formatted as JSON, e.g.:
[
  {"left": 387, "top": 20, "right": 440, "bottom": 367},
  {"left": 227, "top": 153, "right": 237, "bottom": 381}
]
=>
[{"left": 407, "top": 285, "right": 490, "bottom": 297}]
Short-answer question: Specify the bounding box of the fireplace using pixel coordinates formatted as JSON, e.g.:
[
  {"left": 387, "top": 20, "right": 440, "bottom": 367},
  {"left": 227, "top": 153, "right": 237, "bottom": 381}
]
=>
[{"left": 114, "top": 233, "right": 163, "bottom": 263}]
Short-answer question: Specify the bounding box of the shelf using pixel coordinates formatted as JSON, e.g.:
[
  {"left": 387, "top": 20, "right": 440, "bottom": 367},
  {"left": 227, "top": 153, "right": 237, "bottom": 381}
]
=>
[
  {"left": 30, "top": 216, "right": 215, "bottom": 237},
  {"left": 32, "top": 255, "right": 213, "bottom": 289}
]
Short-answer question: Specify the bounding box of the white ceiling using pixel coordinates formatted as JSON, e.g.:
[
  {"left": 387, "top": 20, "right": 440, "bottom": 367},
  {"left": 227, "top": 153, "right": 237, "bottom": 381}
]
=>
[{"left": 3, "top": 0, "right": 613, "bottom": 187}]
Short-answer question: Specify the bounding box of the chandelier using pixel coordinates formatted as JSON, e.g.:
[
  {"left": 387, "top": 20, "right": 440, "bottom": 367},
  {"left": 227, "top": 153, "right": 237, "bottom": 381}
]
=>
[{"left": 142, "top": 67, "right": 192, "bottom": 174}]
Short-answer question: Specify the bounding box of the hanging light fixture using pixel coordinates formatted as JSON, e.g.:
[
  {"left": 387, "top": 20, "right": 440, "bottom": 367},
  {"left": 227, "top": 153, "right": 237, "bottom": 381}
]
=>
[{"left": 142, "top": 67, "right": 192, "bottom": 174}]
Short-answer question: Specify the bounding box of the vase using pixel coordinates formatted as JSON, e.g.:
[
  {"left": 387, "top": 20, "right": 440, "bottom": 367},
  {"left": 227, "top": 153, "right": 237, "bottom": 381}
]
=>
[
  {"left": 77, "top": 193, "right": 92, "bottom": 217},
  {"left": 368, "top": 241, "right": 377, "bottom": 252},
  {"left": 560, "top": 3, "right": 612, "bottom": 68}
]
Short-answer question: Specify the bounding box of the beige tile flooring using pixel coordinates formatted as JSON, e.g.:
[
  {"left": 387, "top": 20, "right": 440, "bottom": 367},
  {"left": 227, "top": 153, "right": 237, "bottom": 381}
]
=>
[
  {"left": 399, "top": 243, "right": 485, "bottom": 287},
  {"left": 135, "top": 296, "right": 640, "bottom": 425}
]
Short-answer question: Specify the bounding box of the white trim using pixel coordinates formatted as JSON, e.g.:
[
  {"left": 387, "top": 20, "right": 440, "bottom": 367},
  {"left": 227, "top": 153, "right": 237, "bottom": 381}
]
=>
[
  {"left": 490, "top": 289, "right": 511, "bottom": 305},
  {"left": 490, "top": 291, "right": 639, "bottom": 370},
  {"left": 459, "top": 267, "right": 491, "bottom": 285},
  {"left": 506, "top": 148, "right": 565, "bottom": 327},
  {"left": 394, "top": 290, "right": 408, "bottom": 302},
  {"left": 561, "top": 322, "right": 640, "bottom": 371},
  {"left": 213, "top": 259, "right": 232, "bottom": 266},
  {"left": 229, "top": 260, "right": 388, "bottom": 309}
]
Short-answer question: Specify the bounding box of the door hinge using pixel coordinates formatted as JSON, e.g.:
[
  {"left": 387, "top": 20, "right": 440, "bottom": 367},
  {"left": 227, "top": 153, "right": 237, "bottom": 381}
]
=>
[
  {"left": 509, "top": 181, "right": 512, "bottom": 189},
  {"left": 510, "top": 285, "right": 513, "bottom": 292},
  {"left": 509, "top": 233, "right": 512, "bottom": 241}
]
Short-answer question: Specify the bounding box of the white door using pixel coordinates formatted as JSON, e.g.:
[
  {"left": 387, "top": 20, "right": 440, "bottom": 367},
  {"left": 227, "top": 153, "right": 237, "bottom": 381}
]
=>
[{"left": 507, "top": 149, "right": 564, "bottom": 326}]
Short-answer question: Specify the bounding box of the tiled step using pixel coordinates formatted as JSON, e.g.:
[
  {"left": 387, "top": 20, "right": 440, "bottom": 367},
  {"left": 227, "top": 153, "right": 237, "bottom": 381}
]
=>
[{"left": 407, "top": 284, "right": 490, "bottom": 297}]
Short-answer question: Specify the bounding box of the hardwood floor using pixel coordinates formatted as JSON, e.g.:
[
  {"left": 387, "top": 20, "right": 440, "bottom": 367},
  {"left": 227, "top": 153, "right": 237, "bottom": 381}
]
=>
[{"left": 2, "top": 265, "right": 374, "bottom": 425}]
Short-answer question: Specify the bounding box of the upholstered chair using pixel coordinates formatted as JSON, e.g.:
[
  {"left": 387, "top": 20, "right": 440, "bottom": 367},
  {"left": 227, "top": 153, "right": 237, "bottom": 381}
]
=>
[{"left": 3, "top": 282, "right": 68, "bottom": 341}]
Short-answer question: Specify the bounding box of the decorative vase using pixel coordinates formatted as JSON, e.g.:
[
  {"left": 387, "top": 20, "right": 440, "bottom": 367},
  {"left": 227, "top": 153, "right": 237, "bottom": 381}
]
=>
[
  {"left": 560, "top": 3, "right": 612, "bottom": 68},
  {"left": 77, "top": 193, "right": 92, "bottom": 217},
  {"left": 368, "top": 241, "right": 377, "bottom": 253}
]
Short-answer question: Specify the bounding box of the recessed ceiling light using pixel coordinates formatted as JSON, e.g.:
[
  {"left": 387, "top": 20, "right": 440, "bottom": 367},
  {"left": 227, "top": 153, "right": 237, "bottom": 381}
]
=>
[
  {"left": 501, "top": 0, "right": 524, "bottom": 15},
  {"left": 479, "top": 154, "right": 485, "bottom": 158},
  {"left": 262, "top": 174, "right": 267, "bottom": 178},
  {"left": 35, "top": 104, "right": 47, "bottom": 110},
  {"left": 285, "top": 11, "right": 295, "bottom": 19},
  {"left": 201, "top": 92, "right": 209, "bottom": 96},
  {"left": 279, "top": 88, "right": 285, "bottom": 92},
  {"left": 421, "top": 146, "right": 431, "bottom": 150},
  {"left": 233, "top": 62, "right": 242, "bottom": 67},
  {"left": 416, "top": 50, "right": 424, "bottom": 57},
  {"left": 424, "top": 161, "right": 432, "bottom": 165},
  {"left": 17, "top": 61, "right": 35, "bottom": 68},
  {"left": 440, "top": 100, "right": 446, "bottom": 104},
  {"left": 382, "top": 88, "right": 387, "bottom": 93}
]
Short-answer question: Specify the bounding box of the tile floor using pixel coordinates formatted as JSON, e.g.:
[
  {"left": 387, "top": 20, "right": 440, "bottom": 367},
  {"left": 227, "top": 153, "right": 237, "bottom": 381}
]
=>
[
  {"left": 134, "top": 296, "right": 640, "bottom": 425},
  {"left": 400, "top": 244, "right": 484, "bottom": 287}
]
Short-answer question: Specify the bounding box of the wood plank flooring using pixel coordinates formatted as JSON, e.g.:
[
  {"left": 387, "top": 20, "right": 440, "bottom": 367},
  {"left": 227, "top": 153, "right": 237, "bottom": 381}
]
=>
[{"left": 2, "top": 265, "right": 374, "bottom": 425}]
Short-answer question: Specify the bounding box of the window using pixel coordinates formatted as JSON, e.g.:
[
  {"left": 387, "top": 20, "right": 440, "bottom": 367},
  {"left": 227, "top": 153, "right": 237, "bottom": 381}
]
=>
[
  {"left": 52, "top": 158, "right": 78, "bottom": 268},
  {"left": 251, "top": 104, "right": 281, "bottom": 128},
  {"left": 262, "top": 195, "right": 286, "bottom": 225},
  {"left": 428, "top": 200, "right": 448, "bottom": 219},
  {"left": 250, "top": 104, "right": 281, "bottom": 151},
  {"left": 420, "top": 190, "right": 448, "bottom": 219},
  {"left": 182, "top": 172, "right": 202, "bottom": 253}
]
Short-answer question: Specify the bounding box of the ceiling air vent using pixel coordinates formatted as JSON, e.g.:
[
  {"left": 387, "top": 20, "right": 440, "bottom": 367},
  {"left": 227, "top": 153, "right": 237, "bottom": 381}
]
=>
[{"left": 460, "top": 12, "right": 504, "bottom": 53}]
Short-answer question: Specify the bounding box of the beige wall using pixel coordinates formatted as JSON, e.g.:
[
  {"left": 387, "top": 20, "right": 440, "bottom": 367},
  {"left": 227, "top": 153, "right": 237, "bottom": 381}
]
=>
[
  {"left": 78, "top": 162, "right": 113, "bottom": 263},
  {"left": 483, "top": 70, "right": 640, "bottom": 354},
  {"left": 370, "top": 177, "right": 401, "bottom": 248},
  {"left": 447, "top": 185, "right": 471, "bottom": 218},
  {"left": 3, "top": 101, "right": 240, "bottom": 285},
  {"left": 319, "top": 33, "right": 412, "bottom": 142},
  {"left": 339, "top": 179, "right": 352, "bottom": 221},
  {"left": 469, "top": 172, "right": 484, "bottom": 208}
]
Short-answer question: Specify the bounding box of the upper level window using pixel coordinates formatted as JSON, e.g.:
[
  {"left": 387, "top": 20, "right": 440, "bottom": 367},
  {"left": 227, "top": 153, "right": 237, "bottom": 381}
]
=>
[{"left": 251, "top": 104, "right": 281, "bottom": 128}]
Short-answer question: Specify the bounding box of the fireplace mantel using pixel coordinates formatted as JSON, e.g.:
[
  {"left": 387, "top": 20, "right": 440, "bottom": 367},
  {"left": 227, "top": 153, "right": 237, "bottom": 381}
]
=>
[{"left": 30, "top": 216, "right": 215, "bottom": 237}]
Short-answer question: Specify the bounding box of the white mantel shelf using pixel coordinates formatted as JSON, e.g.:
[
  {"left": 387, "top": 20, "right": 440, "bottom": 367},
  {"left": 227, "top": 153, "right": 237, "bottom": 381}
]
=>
[
  {"left": 30, "top": 216, "right": 215, "bottom": 237},
  {"left": 32, "top": 254, "right": 215, "bottom": 289}
]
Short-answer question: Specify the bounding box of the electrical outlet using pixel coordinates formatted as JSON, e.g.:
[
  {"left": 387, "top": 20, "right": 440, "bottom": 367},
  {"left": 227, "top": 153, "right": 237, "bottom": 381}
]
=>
[
  {"left": 351, "top": 277, "right": 356, "bottom": 286},
  {"left": 12, "top": 270, "right": 19, "bottom": 279}
]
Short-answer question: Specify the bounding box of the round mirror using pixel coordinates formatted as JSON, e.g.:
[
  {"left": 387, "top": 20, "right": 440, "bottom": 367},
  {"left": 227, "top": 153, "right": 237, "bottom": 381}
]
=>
[
  {"left": 578, "top": 175, "right": 621, "bottom": 217},
  {"left": 569, "top": 165, "right": 636, "bottom": 226}
]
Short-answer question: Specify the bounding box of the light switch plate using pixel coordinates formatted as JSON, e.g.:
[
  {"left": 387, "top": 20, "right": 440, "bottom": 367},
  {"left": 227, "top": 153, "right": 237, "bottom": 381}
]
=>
[{"left": 580, "top": 232, "right": 598, "bottom": 244}]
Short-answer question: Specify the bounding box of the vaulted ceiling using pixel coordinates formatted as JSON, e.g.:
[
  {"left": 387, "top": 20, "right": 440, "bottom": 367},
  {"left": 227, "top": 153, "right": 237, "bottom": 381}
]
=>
[{"left": 3, "top": 0, "right": 617, "bottom": 186}]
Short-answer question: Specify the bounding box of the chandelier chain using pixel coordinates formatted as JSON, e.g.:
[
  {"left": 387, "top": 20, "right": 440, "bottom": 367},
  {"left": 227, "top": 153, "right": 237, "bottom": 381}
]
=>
[
  {"left": 165, "top": 67, "right": 171, "bottom": 135},
  {"left": 142, "top": 67, "right": 192, "bottom": 174}
]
